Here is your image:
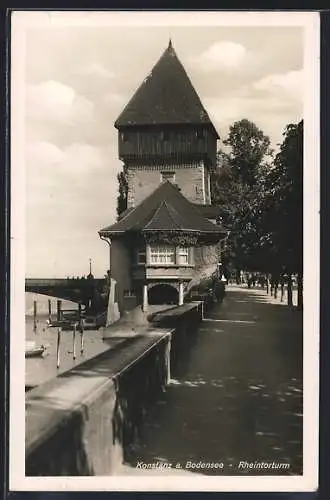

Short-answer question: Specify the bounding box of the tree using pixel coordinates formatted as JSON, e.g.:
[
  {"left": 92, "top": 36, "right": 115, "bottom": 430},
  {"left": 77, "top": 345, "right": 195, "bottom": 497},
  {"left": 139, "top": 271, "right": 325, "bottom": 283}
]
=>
[
  {"left": 223, "top": 118, "right": 273, "bottom": 187},
  {"left": 260, "top": 120, "right": 303, "bottom": 307},
  {"left": 211, "top": 119, "right": 273, "bottom": 274},
  {"left": 116, "top": 165, "right": 128, "bottom": 219}
]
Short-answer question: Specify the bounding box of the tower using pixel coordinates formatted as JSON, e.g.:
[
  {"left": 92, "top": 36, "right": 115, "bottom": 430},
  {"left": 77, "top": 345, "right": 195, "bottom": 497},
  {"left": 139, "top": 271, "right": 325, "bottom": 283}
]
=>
[
  {"left": 114, "top": 40, "right": 219, "bottom": 209},
  {"left": 99, "top": 41, "right": 225, "bottom": 313}
]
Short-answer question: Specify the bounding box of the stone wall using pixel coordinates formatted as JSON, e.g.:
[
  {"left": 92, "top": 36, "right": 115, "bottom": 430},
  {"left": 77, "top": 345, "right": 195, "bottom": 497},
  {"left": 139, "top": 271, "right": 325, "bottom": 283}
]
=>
[{"left": 25, "top": 303, "right": 203, "bottom": 476}]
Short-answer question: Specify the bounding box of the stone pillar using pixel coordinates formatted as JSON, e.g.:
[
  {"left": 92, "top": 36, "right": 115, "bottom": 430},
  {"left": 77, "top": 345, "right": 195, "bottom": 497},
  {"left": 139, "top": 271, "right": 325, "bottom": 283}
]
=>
[
  {"left": 106, "top": 278, "right": 120, "bottom": 326},
  {"left": 179, "top": 282, "right": 184, "bottom": 306},
  {"left": 142, "top": 283, "right": 148, "bottom": 312}
]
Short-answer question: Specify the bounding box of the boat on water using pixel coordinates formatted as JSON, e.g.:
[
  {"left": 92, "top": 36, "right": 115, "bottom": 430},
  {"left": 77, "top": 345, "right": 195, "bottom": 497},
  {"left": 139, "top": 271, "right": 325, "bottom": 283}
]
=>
[{"left": 25, "top": 340, "right": 46, "bottom": 358}]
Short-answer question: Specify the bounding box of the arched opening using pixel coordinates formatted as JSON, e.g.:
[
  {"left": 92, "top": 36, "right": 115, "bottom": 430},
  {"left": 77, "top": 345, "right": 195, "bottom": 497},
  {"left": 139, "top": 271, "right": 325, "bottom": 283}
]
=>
[{"left": 148, "top": 284, "right": 178, "bottom": 305}]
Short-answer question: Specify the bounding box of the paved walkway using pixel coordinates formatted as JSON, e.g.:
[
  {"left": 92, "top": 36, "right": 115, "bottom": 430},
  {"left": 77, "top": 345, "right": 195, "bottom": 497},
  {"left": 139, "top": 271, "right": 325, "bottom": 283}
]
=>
[{"left": 119, "top": 285, "right": 303, "bottom": 476}]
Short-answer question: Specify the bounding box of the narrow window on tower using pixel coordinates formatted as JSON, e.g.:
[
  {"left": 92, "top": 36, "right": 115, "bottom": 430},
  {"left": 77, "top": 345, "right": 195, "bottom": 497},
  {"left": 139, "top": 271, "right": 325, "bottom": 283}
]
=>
[
  {"left": 161, "top": 130, "right": 170, "bottom": 141},
  {"left": 121, "top": 131, "right": 130, "bottom": 142},
  {"left": 160, "top": 171, "right": 176, "bottom": 183}
]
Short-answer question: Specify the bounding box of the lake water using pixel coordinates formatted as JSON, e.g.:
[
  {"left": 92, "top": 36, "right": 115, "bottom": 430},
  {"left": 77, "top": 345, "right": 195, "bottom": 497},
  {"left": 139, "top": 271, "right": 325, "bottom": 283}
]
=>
[{"left": 25, "top": 293, "right": 109, "bottom": 389}]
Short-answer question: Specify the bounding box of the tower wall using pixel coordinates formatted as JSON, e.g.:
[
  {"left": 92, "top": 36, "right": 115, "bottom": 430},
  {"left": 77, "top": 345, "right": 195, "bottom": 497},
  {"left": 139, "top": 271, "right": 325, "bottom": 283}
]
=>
[{"left": 127, "top": 162, "right": 211, "bottom": 208}]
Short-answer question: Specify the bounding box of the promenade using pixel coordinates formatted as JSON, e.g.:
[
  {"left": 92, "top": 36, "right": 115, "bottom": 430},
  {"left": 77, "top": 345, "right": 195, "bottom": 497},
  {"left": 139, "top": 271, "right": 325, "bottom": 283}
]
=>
[{"left": 120, "top": 285, "right": 303, "bottom": 476}]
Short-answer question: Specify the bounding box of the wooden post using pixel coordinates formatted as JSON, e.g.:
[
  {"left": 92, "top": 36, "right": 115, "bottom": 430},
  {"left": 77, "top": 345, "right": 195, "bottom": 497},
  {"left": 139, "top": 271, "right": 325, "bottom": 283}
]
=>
[
  {"left": 287, "top": 274, "right": 293, "bottom": 307},
  {"left": 57, "top": 300, "right": 62, "bottom": 321},
  {"left": 78, "top": 303, "right": 82, "bottom": 323},
  {"left": 48, "top": 299, "right": 52, "bottom": 322},
  {"left": 80, "top": 329, "right": 84, "bottom": 354},
  {"left": 33, "top": 301, "right": 37, "bottom": 333},
  {"left": 56, "top": 327, "right": 61, "bottom": 369},
  {"left": 280, "top": 278, "right": 284, "bottom": 302},
  {"left": 79, "top": 304, "right": 84, "bottom": 354},
  {"left": 72, "top": 323, "right": 76, "bottom": 360}
]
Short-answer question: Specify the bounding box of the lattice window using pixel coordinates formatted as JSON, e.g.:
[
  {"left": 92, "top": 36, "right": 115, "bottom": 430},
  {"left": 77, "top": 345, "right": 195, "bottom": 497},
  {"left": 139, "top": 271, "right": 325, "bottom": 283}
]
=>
[{"left": 150, "top": 245, "right": 175, "bottom": 264}]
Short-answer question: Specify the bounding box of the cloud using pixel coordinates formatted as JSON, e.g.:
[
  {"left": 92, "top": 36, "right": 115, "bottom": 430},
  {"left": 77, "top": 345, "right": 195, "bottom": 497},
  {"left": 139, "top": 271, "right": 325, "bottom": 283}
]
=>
[
  {"left": 26, "top": 140, "right": 117, "bottom": 189},
  {"left": 191, "top": 41, "right": 247, "bottom": 72},
  {"left": 253, "top": 70, "right": 303, "bottom": 99},
  {"left": 74, "top": 62, "right": 115, "bottom": 80},
  {"left": 103, "top": 91, "right": 127, "bottom": 108},
  {"left": 204, "top": 85, "right": 302, "bottom": 148},
  {"left": 26, "top": 80, "right": 94, "bottom": 125},
  {"left": 26, "top": 139, "right": 121, "bottom": 276},
  {"left": 27, "top": 140, "right": 64, "bottom": 167}
]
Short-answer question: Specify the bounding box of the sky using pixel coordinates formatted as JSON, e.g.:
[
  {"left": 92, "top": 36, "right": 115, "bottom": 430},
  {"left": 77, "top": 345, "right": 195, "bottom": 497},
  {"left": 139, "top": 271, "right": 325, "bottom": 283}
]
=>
[{"left": 20, "top": 14, "right": 305, "bottom": 278}]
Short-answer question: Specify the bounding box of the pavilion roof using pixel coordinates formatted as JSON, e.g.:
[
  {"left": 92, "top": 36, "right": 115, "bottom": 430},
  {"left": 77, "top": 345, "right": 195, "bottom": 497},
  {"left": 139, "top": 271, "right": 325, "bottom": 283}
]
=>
[{"left": 99, "top": 180, "right": 225, "bottom": 241}]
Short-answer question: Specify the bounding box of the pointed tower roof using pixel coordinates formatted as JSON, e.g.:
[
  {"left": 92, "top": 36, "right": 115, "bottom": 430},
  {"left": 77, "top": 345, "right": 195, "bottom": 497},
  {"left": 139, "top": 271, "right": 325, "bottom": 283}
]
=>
[{"left": 115, "top": 41, "right": 219, "bottom": 137}]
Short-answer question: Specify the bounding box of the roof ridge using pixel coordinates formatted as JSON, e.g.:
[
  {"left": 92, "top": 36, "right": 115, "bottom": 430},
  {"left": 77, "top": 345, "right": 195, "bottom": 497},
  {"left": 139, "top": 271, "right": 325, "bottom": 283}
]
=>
[
  {"left": 143, "top": 198, "right": 181, "bottom": 231},
  {"left": 159, "top": 199, "right": 183, "bottom": 230},
  {"left": 162, "top": 198, "right": 189, "bottom": 229}
]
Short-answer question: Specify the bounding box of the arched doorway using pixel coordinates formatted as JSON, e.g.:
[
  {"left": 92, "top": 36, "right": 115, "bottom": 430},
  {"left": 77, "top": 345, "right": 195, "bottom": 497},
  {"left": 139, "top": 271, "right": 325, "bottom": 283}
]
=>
[{"left": 148, "top": 284, "right": 178, "bottom": 305}]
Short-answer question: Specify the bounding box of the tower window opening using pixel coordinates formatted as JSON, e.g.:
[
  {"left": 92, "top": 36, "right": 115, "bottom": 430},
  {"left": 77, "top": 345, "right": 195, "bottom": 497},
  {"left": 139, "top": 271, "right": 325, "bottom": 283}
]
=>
[
  {"left": 161, "top": 171, "right": 176, "bottom": 183},
  {"left": 121, "top": 132, "right": 130, "bottom": 142},
  {"left": 196, "top": 129, "right": 204, "bottom": 140}
]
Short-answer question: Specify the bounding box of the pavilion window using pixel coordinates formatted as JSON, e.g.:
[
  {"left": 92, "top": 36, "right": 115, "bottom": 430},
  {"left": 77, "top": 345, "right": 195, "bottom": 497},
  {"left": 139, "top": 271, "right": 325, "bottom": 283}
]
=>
[
  {"left": 137, "top": 246, "right": 146, "bottom": 264},
  {"left": 150, "top": 245, "right": 175, "bottom": 265},
  {"left": 178, "top": 246, "right": 189, "bottom": 265}
]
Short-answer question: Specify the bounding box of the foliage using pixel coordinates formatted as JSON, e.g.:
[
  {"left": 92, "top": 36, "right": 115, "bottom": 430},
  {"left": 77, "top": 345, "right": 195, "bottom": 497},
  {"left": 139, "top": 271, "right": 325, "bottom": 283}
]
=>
[
  {"left": 211, "top": 118, "right": 303, "bottom": 278},
  {"left": 259, "top": 120, "right": 303, "bottom": 274},
  {"left": 223, "top": 118, "right": 273, "bottom": 187},
  {"left": 116, "top": 165, "right": 128, "bottom": 219},
  {"left": 211, "top": 119, "right": 273, "bottom": 271}
]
